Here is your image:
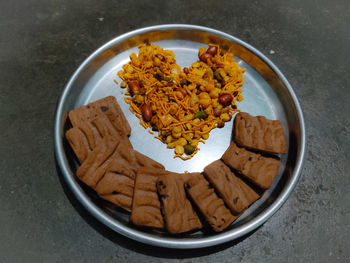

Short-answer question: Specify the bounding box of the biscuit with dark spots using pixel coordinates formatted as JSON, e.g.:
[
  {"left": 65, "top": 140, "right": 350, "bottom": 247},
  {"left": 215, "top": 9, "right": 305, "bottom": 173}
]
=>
[
  {"left": 204, "top": 160, "right": 259, "bottom": 214},
  {"left": 185, "top": 173, "right": 236, "bottom": 232},
  {"left": 68, "top": 96, "right": 131, "bottom": 137},
  {"left": 234, "top": 112, "right": 287, "bottom": 154},
  {"left": 156, "top": 173, "right": 202, "bottom": 234},
  {"left": 222, "top": 142, "right": 280, "bottom": 189}
]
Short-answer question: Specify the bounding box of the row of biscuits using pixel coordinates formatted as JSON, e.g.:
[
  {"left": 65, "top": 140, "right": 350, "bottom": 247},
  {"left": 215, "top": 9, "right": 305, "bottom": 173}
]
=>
[
  {"left": 65, "top": 96, "right": 287, "bottom": 233},
  {"left": 65, "top": 96, "right": 165, "bottom": 211}
]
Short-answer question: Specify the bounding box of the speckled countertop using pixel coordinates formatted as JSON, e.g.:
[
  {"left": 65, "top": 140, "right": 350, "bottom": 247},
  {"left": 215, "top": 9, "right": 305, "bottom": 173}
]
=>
[{"left": 0, "top": 0, "right": 349, "bottom": 262}]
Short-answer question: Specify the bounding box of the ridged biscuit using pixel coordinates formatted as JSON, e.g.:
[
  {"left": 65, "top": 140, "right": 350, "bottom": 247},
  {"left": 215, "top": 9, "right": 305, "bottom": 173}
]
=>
[
  {"left": 157, "top": 173, "right": 202, "bottom": 234},
  {"left": 204, "top": 160, "right": 259, "bottom": 214},
  {"left": 130, "top": 167, "right": 168, "bottom": 229},
  {"left": 235, "top": 112, "right": 287, "bottom": 154},
  {"left": 185, "top": 173, "right": 236, "bottom": 232},
  {"left": 222, "top": 142, "right": 280, "bottom": 189}
]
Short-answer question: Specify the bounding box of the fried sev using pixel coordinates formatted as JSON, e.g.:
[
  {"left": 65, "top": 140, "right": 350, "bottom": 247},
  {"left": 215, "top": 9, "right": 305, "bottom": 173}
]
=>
[{"left": 117, "top": 43, "right": 245, "bottom": 159}]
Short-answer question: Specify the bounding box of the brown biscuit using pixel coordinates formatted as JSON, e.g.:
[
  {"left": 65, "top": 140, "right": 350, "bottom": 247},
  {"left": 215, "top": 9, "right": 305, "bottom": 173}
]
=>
[
  {"left": 156, "top": 173, "right": 202, "bottom": 234},
  {"left": 234, "top": 112, "right": 287, "bottom": 154},
  {"left": 185, "top": 173, "right": 236, "bottom": 232},
  {"left": 66, "top": 97, "right": 166, "bottom": 212},
  {"left": 76, "top": 135, "right": 120, "bottom": 188},
  {"left": 65, "top": 127, "right": 90, "bottom": 163},
  {"left": 65, "top": 114, "right": 123, "bottom": 163},
  {"left": 221, "top": 142, "right": 280, "bottom": 189},
  {"left": 130, "top": 167, "right": 168, "bottom": 229},
  {"left": 68, "top": 96, "right": 131, "bottom": 137},
  {"left": 203, "top": 160, "right": 259, "bottom": 214},
  {"left": 95, "top": 159, "right": 136, "bottom": 212}
]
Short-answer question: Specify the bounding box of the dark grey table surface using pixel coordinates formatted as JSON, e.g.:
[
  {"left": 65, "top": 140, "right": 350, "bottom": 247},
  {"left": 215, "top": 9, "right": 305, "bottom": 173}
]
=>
[{"left": 1, "top": 0, "right": 349, "bottom": 262}]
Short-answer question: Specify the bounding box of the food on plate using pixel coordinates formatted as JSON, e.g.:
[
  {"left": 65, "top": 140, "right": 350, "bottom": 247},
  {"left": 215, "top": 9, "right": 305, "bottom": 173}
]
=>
[
  {"left": 185, "top": 173, "right": 237, "bottom": 232},
  {"left": 234, "top": 112, "right": 287, "bottom": 154},
  {"left": 117, "top": 43, "right": 245, "bottom": 159},
  {"left": 130, "top": 167, "right": 168, "bottom": 229},
  {"left": 156, "top": 173, "right": 202, "bottom": 234},
  {"left": 66, "top": 96, "right": 165, "bottom": 211},
  {"left": 203, "top": 160, "right": 259, "bottom": 214},
  {"left": 64, "top": 80, "right": 288, "bottom": 233},
  {"left": 221, "top": 142, "right": 280, "bottom": 189},
  {"left": 65, "top": 96, "right": 133, "bottom": 164}
]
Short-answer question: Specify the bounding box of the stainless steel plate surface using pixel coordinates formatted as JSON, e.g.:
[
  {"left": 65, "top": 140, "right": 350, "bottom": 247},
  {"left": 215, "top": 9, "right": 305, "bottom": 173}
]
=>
[{"left": 54, "top": 24, "right": 306, "bottom": 249}]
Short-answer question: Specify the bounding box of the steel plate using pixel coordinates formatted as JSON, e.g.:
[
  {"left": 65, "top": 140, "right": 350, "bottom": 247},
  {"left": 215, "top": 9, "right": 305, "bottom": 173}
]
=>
[{"left": 54, "top": 24, "right": 306, "bottom": 249}]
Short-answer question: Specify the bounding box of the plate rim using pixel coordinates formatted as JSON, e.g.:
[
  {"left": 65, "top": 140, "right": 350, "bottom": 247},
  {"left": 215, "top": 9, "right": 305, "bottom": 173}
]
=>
[{"left": 54, "top": 24, "right": 306, "bottom": 249}]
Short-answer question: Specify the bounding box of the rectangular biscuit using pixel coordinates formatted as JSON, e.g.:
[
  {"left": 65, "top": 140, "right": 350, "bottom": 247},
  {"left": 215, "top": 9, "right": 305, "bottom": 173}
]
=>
[
  {"left": 185, "top": 173, "right": 236, "bottom": 232},
  {"left": 65, "top": 113, "right": 130, "bottom": 163},
  {"left": 156, "top": 173, "right": 202, "bottom": 234},
  {"left": 203, "top": 160, "right": 259, "bottom": 214},
  {"left": 234, "top": 112, "right": 287, "bottom": 154},
  {"left": 68, "top": 96, "right": 131, "bottom": 137},
  {"left": 221, "top": 142, "right": 280, "bottom": 189},
  {"left": 130, "top": 167, "right": 168, "bottom": 229}
]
